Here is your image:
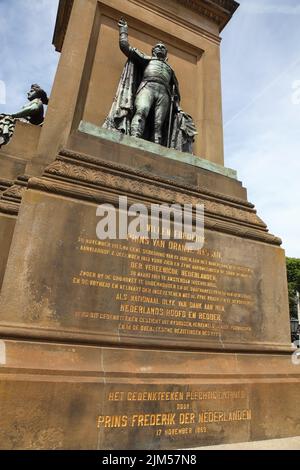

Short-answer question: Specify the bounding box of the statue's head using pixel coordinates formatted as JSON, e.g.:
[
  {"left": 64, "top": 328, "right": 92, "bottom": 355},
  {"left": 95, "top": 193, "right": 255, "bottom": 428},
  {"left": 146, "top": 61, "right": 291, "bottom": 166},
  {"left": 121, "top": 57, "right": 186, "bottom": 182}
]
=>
[
  {"left": 152, "top": 43, "right": 168, "bottom": 60},
  {"left": 27, "top": 84, "right": 49, "bottom": 105}
]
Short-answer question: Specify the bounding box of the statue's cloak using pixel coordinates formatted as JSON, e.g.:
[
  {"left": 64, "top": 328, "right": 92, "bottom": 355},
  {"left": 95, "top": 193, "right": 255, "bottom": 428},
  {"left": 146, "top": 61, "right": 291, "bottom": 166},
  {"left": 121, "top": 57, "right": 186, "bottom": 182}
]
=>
[
  {"left": 103, "top": 60, "right": 142, "bottom": 135},
  {"left": 103, "top": 59, "right": 197, "bottom": 153}
]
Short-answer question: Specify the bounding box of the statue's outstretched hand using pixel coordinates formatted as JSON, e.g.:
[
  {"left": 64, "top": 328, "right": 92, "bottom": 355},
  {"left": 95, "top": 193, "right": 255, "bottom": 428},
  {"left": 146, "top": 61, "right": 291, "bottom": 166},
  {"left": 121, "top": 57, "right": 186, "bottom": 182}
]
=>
[{"left": 118, "top": 18, "right": 128, "bottom": 30}]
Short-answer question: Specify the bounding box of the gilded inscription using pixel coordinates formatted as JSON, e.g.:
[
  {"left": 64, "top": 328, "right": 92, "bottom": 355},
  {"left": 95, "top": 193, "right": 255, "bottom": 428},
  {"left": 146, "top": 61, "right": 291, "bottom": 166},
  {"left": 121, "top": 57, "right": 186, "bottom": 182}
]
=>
[
  {"left": 96, "top": 386, "right": 252, "bottom": 439},
  {"left": 73, "top": 236, "right": 255, "bottom": 341}
]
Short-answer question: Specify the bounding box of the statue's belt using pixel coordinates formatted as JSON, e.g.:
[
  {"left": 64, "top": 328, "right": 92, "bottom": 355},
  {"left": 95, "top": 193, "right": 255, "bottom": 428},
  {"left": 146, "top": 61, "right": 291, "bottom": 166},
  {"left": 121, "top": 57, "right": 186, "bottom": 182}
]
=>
[{"left": 137, "top": 78, "right": 172, "bottom": 97}]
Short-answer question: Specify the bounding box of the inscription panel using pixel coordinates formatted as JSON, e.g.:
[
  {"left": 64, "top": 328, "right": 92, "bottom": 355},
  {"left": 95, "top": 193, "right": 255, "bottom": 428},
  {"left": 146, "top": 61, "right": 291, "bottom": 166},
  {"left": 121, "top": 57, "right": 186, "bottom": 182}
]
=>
[
  {"left": 71, "top": 235, "right": 255, "bottom": 345},
  {"left": 0, "top": 193, "right": 290, "bottom": 349},
  {"left": 96, "top": 384, "right": 252, "bottom": 449},
  {"left": 0, "top": 340, "right": 299, "bottom": 450}
]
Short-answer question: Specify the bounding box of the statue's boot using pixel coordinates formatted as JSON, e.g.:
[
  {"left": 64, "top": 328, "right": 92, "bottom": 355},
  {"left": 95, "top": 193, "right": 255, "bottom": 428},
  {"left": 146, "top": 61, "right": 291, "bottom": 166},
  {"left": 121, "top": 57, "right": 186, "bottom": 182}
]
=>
[{"left": 130, "top": 114, "right": 146, "bottom": 138}]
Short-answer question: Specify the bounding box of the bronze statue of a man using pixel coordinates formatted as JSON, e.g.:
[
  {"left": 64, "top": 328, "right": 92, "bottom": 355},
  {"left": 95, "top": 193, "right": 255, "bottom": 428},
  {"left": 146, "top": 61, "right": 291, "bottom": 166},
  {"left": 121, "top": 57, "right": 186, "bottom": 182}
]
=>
[
  {"left": 0, "top": 84, "right": 48, "bottom": 148},
  {"left": 118, "top": 18, "right": 179, "bottom": 145},
  {"left": 103, "top": 19, "right": 197, "bottom": 153}
]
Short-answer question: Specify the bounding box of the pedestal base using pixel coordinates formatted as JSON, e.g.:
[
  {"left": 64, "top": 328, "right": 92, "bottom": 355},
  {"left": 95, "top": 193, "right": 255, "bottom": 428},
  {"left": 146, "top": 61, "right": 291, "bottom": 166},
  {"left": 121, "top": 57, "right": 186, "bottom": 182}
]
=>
[
  {"left": 191, "top": 436, "right": 300, "bottom": 450},
  {"left": 0, "top": 339, "right": 299, "bottom": 450},
  {"left": 0, "top": 139, "right": 296, "bottom": 450}
]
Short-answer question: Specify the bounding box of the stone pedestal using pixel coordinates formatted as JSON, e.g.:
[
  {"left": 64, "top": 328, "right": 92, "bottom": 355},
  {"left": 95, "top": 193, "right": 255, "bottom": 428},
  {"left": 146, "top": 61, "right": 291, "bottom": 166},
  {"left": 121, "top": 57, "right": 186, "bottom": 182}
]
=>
[
  {"left": 0, "top": 339, "right": 299, "bottom": 450},
  {"left": 0, "top": 176, "right": 29, "bottom": 289},
  {"left": 0, "top": 121, "right": 41, "bottom": 181},
  {"left": 0, "top": 134, "right": 298, "bottom": 450}
]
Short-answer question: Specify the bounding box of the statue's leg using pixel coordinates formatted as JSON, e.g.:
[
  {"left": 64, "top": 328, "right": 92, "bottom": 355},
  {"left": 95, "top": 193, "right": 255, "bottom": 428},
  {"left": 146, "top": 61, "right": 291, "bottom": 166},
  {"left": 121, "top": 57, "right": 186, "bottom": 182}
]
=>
[
  {"left": 131, "top": 86, "right": 154, "bottom": 138},
  {"left": 154, "top": 91, "right": 170, "bottom": 145}
]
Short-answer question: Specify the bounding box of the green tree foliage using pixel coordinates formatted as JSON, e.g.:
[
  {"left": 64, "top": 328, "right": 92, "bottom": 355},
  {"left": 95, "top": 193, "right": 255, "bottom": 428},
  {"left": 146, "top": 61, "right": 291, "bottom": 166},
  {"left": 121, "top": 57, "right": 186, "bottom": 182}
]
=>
[{"left": 286, "top": 258, "right": 300, "bottom": 319}]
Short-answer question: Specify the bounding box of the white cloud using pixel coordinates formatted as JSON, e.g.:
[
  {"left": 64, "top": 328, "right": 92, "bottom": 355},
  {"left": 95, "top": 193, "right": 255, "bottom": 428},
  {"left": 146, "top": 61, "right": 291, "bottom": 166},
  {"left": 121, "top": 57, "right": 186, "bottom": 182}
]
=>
[{"left": 242, "top": 0, "right": 300, "bottom": 15}]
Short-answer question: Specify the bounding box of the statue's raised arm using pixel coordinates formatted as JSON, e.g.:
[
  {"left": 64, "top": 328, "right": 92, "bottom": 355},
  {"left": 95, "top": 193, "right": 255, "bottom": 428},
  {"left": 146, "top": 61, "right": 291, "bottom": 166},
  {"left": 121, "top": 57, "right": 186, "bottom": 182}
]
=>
[
  {"left": 118, "top": 18, "right": 150, "bottom": 65},
  {"left": 118, "top": 18, "right": 130, "bottom": 57}
]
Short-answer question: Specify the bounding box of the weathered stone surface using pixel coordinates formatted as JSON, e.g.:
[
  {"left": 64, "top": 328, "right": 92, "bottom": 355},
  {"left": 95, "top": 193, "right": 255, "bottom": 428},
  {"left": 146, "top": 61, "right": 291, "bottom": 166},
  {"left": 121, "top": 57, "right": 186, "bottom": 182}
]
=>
[
  {"left": 78, "top": 122, "right": 237, "bottom": 179},
  {"left": 0, "top": 178, "right": 13, "bottom": 194},
  {"left": 0, "top": 135, "right": 295, "bottom": 450},
  {"left": 0, "top": 121, "right": 40, "bottom": 180},
  {"left": 192, "top": 436, "right": 300, "bottom": 450},
  {"left": 0, "top": 147, "right": 289, "bottom": 352},
  {"left": 0, "top": 215, "right": 16, "bottom": 289},
  {"left": 0, "top": 176, "right": 30, "bottom": 289},
  {"left": 0, "top": 339, "right": 299, "bottom": 450},
  {"left": 67, "top": 130, "right": 247, "bottom": 200}
]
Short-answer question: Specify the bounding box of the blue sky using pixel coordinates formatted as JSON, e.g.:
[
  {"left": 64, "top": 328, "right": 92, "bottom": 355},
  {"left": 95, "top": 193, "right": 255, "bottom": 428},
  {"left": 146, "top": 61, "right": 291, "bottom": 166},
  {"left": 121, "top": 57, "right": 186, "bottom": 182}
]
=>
[
  {"left": 221, "top": 0, "right": 300, "bottom": 258},
  {"left": 0, "top": 0, "right": 299, "bottom": 257}
]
